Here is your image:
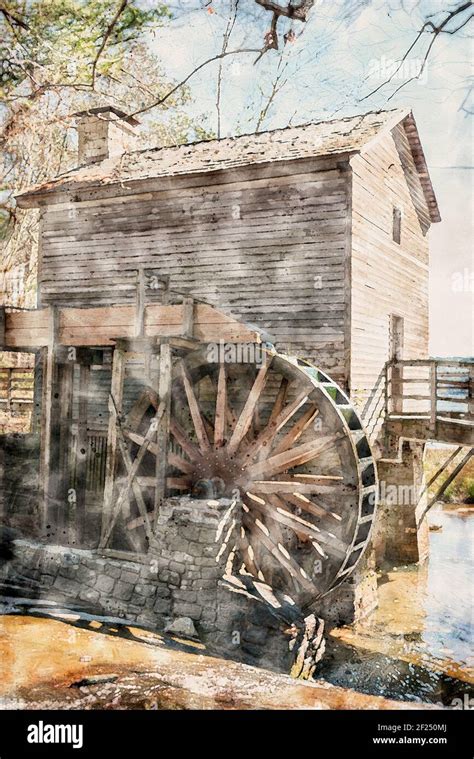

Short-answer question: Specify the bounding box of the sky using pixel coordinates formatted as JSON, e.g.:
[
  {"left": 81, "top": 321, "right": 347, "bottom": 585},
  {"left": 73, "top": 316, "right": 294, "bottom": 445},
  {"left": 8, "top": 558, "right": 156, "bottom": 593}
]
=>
[{"left": 146, "top": 0, "right": 473, "bottom": 356}]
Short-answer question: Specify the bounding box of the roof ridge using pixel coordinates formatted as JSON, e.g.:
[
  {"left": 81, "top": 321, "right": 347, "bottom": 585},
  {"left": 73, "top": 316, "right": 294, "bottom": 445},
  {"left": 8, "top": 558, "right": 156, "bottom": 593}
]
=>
[{"left": 129, "top": 107, "right": 406, "bottom": 160}]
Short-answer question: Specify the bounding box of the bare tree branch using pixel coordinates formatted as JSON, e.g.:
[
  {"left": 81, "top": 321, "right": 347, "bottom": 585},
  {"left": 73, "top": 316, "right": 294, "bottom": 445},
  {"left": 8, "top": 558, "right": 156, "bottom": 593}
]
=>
[
  {"left": 217, "top": 0, "right": 239, "bottom": 138},
  {"left": 255, "top": 55, "right": 289, "bottom": 130},
  {"left": 361, "top": 1, "right": 473, "bottom": 101},
  {"left": 254, "top": 0, "right": 313, "bottom": 60},
  {"left": 127, "top": 47, "right": 262, "bottom": 119},
  {"left": 0, "top": 4, "right": 29, "bottom": 31},
  {"left": 255, "top": 0, "right": 314, "bottom": 22},
  {"left": 91, "top": 0, "right": 129, "bottom": 87}
]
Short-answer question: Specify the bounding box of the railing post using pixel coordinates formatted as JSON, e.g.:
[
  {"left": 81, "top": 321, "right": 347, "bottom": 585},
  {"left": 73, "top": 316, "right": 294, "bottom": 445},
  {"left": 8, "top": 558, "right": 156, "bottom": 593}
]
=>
[
  {"left": 429, "top": 360, "right": 437, "bottom": 435},
  {"left": 6, "top": 368, "right": 12, "bottom": 414},
  {"left": 392, "top": 360, "right": 403, "bottom": 414},
  {"left": 469, "top": 364, "right": 474, "bottom": 421}
]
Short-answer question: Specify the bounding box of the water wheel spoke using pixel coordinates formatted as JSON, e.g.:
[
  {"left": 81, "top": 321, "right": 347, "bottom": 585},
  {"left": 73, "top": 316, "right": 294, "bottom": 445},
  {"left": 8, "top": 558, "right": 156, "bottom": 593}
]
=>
[
  {"left": 170, "top": 417, "right": 203, "bottom": 463},
  {"left": 284, "top": 491, "right": 343, "bottom": 524},
  {"left": 179, "top": 361, "right": 211, "bottom": 453},
  {"left": 251, "top": 479, "right": 351, "bottom": 496},
  {"left": 271, "top": 404, "right": 319, "bottom": 456},
  {"left": 162, "top": 346, "right": 376, "bottom": 602},
  {"left": 246, "top": 492, "right": 327, "bottom": 554},
  {"left": 167, "top": 476, "right": 192, "bottom": 490},
  {"left": 125, "top": 387, "right": 159, "bottom": 431},
  {"left": 246, "top": 433, "right": 341, "bottom": 479},
  {"left": 243, "top": 513, "right": 315, "bottom": 593},
  {"left": 168, "top": 451, "right": 195, "bottom": 475},
  {"left": 268, "top": 376, "right": 289, "bottom": 425},
  {"left": 227, "top": 361, "right": 270, "bottom": 455},
  {"left": 281, "top": 473, "right": 343, "bottom": 483},
  {"left": 214, "top": 362, "right": 227, "bottom": 447},
  {"left": 239, "top": 528, "right": 261, "bottom": 579},
  {"left": 278, "top": 496, "right": 345, "bottom": 554},
  {"left": 243, "top": 390, "right": 310, "bottom": 460}
]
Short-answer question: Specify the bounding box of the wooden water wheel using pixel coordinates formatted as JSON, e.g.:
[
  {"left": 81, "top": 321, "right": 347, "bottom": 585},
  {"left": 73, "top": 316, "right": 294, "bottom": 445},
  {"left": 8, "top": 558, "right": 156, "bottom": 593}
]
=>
[{"left": 118, "top": 346, "right": 378, "bottom": 606}]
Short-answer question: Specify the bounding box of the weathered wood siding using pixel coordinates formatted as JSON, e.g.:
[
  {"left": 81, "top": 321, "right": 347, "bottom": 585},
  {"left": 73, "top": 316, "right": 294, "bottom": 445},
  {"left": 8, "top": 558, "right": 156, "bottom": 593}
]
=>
[
  {"left": 38, "top": 157, "right": 350, "bottom": 384},
  {"left": 349, "top": 125, "right": 430, "bottom": 444}
]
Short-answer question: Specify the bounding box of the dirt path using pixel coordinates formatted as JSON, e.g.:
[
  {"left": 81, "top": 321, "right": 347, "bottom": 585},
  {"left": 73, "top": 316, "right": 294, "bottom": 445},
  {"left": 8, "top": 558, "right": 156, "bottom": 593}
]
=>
[{"left": 0, "top": 616, "right": 438, "bottom": 710}]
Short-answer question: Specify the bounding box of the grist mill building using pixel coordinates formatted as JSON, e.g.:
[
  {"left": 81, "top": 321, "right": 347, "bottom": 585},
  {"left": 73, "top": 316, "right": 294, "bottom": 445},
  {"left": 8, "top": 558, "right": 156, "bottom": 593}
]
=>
[{"left": 0, "top": 106, "right": 472, "bottom": 673}]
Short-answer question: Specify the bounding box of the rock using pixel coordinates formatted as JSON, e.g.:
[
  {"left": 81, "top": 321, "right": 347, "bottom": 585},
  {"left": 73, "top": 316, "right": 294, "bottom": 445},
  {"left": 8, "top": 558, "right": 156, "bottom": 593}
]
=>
[
  {"left": 70, "top": 674, "right": 119, "bottom": 688},
  {"left": 165, "top": 616, "right": 198, "bottom": 639}
]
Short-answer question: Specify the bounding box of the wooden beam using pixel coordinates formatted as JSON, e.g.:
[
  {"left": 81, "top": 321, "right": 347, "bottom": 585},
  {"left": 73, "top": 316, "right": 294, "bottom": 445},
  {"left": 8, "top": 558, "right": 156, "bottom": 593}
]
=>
[
  {"left": 244, "top": 390, "right": 310, "bottom": 460},
  {"left": 180, "top": 360, "right": 210, "bottom": 453},
  {"left": 3, "top": 303, "right": 262, "bottom": 349},
  {"left": 154, "top": 340, "right": 172, "bottom": 531},
  {"left": 169, "top": 417, "right": 202, "bottom": 462},
  {"left": 214, "top": 362, "right": 226, "bottom": 448},
  {"left": 182, "top": 296, "right": 195, "bottom": 339},
  {"left": 246, "top": 434, "right": 340, "bottom": 479},
  {"left": 102, "top": 402, "right": 165, "bottom": 546},
  {"left": 101, "top": 427, "right": 154, "bottom": 548},
  {"left": 39, "top": 306, "right": 60, "bottom": 537},
  {"left": 271, "top": 406, "right": 319, "bottom": 456},
  {"left": 135, "top": 268, "right": 146, "bottom": 337},
  {"left": 245, "top": 494, "right": 326, "bottom": 547},
  {"left": 250, "top": 479, "right": 349, "bottom": 496},
  {"left": 429, "top": 360, "right": 437, "bottom": 435},
  {"left": 125, "top": 387, "right": 159, "bottom": 431},
  {"left": 74, "top": 363, "right": 89, "bottom": 544},
  {"left": 227, "top": 362, "right": 270, "bottom": 455},
  {"left": 0, "top": 306, "right": 5, "bottom": 349},
  {"left": 419, "top": 446, "right": 462, "bottom": 499},
  {"left": 419, "top": 447, "right": 474, "bottom": 523},
  {"left": 100, "top": 347, "right": 126, "bottom": 545},
  {"left": 268, "top": 377, "right": 289, "bottom": 426},
  {"left": 243, "top": 513, "right": 315, "bottom": 593}
]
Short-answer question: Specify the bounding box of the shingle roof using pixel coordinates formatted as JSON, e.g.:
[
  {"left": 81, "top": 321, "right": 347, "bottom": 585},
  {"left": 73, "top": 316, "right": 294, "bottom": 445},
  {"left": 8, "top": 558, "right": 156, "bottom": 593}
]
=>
[{"left": 16, "top": 107, "right": 440, "bottom": 222}]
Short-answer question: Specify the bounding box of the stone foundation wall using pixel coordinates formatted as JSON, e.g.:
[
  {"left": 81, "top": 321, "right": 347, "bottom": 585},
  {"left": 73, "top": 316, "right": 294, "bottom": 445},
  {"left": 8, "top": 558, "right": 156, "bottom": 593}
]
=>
[{"left": 0, "top": 496, "right": 325, "bottom": 676}]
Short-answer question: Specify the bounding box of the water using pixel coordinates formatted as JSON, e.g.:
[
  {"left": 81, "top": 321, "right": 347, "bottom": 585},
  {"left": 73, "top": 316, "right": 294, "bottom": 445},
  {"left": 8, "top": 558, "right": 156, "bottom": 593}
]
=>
[{"left": 319, "top": 504, "right": 474, "bottom": 704}]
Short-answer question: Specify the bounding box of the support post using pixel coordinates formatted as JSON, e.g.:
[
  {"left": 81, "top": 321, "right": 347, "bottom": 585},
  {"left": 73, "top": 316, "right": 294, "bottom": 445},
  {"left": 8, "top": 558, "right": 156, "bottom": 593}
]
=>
[
  {"left": 100, "top": 346, "right": 126, "bottom": 546},
  {"left": 154, "top": 340, "right": 172, "bottom": 533},
  {"left": 74, "top": 362, "right": 90, "bottom": 545},
  {"left": 57, "top": 360, "right": 74, "bottom": 541},
  {"left": 5, "top": 368, "right": 11, "bottom": 414},
  {"left": 469, "top": 365, "right": 474, "bottom": 419},
  {"left": 39, "top": 306, "right": 60, "bottom": 539},
  {"left": 0, "top": 305, "right": 5, "bottom": 349},
  {"left": 135, "top": 268, "right": 146, "bottom": 337},
  {"left": 391, "top": 360, "right": 403, "bottom": 414},
  {"left": 182, "top": 296, "right": 195, "bottom": 339}
]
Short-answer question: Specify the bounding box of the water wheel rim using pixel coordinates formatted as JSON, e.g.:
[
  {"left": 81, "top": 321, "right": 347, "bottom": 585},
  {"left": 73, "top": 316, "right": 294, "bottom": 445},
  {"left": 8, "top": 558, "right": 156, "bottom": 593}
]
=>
[{"left": 168, "top": 345, "right": 378, "bottom": 604}]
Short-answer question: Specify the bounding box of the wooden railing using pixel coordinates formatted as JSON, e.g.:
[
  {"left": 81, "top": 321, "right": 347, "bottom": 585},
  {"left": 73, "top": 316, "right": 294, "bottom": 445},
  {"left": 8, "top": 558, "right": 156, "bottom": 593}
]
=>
[
  {"left": 0, "top": 367, "right": 34, "bottom": 410},
  {"left": 385, "top": 359, "right": 474, "bottom": 429}
]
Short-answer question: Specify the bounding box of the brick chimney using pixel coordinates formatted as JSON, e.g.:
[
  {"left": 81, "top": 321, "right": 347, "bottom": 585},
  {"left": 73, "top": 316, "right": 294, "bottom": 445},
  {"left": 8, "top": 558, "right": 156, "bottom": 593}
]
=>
[{"left": 74, "top": 106, "right": 139, "bottom": 166}]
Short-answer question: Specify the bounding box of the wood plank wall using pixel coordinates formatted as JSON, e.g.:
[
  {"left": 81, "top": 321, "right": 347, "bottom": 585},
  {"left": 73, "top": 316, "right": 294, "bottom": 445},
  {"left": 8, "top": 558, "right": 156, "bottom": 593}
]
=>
[
  {"left": 349, "top": 125, "right": 430, "bottom": 445},
  {"left": 38, "top": 157, "right": 350, "bottom": 385}
]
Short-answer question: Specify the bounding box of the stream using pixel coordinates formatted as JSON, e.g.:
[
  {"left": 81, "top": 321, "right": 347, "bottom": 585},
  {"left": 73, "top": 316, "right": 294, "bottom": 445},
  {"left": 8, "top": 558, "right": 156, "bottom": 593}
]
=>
[{"left": 320, "top": 503, "right": 473, "bottom": 705}]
